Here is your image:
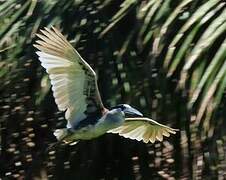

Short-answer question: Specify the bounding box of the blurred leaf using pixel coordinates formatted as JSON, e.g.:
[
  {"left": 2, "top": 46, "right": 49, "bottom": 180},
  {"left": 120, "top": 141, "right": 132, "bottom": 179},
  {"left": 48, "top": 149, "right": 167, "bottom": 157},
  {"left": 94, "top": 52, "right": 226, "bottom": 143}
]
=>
[{"left": 99, "top": 0, "right": 138, "bottom": 37}]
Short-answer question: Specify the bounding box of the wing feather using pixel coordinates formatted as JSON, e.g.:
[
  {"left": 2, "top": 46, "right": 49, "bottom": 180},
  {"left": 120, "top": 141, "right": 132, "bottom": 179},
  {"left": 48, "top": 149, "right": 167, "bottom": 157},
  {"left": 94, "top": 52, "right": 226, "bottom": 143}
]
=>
[
  {"left": 149, "top": 128, "right": 156, "bottom": 143},
  {"left": 34, "top": 27, "right": 104, "bottom": 126},
  {"left": 143, "top": 127, "right": 152, "bottom": 143},
  {"left": 161, "top": 129, "right": 170, "bottom": 137},
  {"left": 108, "top": 117, "right": 178, "bottom": 143}
]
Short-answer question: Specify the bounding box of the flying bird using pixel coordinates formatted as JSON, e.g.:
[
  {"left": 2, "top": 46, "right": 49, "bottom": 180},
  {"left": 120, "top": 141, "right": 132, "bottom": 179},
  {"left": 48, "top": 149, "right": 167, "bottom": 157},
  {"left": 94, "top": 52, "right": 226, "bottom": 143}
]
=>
[{"left": 34, "top": 27, "right": 178, "bottom": 145}]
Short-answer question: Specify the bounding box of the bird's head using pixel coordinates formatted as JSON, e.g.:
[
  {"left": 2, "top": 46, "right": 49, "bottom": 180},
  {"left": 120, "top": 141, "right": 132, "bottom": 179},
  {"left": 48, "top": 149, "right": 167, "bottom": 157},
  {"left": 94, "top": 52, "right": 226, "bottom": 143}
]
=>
[
  {"left": 104, "top": 108, "right": 125, "bottom": 127},
  {"left": 112, "top": 104, "right": 143, "bottom": 117}
]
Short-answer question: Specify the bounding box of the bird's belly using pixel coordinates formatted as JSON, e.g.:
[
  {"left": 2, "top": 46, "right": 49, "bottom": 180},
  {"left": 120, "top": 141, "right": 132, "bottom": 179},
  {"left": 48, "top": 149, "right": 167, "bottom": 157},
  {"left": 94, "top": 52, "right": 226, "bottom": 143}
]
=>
[
  {"left": 74, "top": 126, "right": 106, "bottom": 140},
  {"left": 63, "top": 110, "right": 125, "bottom": 143},
  {"left": 65, "top": 120, "right": 121, "bottom": 141}
]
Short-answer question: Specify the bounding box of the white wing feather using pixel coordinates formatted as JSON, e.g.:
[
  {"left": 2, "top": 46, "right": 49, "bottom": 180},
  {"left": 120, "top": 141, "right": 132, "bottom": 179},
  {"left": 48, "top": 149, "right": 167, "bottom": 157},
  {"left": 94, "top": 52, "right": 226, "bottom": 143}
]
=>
[
  {"left": 108, "top": 117, "right": 178, "bottom": 143},
  {"left": 34, "top": 27, "right": 104, "bottom": 127}
]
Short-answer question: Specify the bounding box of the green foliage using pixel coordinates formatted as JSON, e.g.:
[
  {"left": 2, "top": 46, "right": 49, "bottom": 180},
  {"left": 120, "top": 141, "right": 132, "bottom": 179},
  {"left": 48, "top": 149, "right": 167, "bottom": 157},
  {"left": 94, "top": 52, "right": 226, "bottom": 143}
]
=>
[{"left": 1, "top": 0, "right": 226, "bottom": 179}]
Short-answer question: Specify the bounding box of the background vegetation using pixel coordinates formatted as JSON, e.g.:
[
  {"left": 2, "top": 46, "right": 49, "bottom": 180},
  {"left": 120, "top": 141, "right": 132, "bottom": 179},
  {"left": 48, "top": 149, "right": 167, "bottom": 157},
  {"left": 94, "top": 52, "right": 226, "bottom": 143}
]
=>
[{"left": 1, "top": 0, "right": 226, "bottom": 179}]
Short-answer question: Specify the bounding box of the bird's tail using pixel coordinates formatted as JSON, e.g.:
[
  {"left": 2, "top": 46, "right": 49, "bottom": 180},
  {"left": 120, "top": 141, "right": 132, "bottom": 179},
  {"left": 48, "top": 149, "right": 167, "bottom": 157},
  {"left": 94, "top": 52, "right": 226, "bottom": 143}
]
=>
[
  {"left": 53, "top": 128, "right": 68, "bottom": 141},
  {"left": 53, "top": 128, "right": 79, "bottom": 146}
]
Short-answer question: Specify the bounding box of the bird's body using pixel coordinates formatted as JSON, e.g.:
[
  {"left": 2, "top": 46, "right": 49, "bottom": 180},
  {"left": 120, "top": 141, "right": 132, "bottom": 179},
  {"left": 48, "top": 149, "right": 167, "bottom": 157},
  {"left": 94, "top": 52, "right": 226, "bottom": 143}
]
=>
[
  {"left": 34, "top": 27, "right": 178, "bottom": 145},
  {"left": 58, "top": 108, "right": 125, "bottom": 144}
]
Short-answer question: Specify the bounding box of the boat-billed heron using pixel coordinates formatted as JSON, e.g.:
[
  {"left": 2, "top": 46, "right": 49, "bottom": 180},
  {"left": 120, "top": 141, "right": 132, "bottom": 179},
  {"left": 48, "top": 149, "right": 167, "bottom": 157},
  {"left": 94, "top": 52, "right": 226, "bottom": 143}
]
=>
[{"left": 34, "top": 27, "right": 178, "bottom": 145}]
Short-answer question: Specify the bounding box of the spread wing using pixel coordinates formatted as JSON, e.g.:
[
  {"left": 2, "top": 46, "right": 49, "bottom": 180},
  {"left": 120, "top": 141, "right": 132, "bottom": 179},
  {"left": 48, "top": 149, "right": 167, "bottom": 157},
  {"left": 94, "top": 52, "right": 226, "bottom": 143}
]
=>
[
  {"left": 34, "top": 27, "right": 105, "bottom": 127},
  {"left": 108, "top": 118, "right": 178, "bottom": 143}
]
